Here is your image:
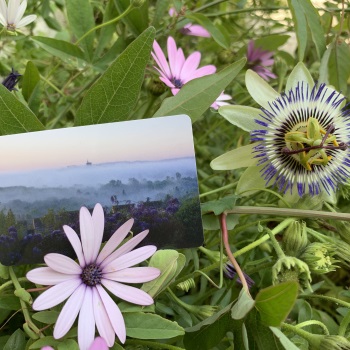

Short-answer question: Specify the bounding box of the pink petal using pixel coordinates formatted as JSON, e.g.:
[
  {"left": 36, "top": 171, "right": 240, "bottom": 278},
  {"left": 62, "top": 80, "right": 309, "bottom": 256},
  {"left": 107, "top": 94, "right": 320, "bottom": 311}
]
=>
[
  {"left": 97, "top": 285, "right": 126, "bottom": 343},
  {"left": 100, "top": 230, "right": 149, "bottom": 269},
  {"left": 80, "top": 206, "right": 95, "bottom": 265},
  {"left": 186, "top": 24, "right": 211, "bottom": 37},
  {"left": 152, "top": 40, "right": 171, "bottom": 78},
  {"left": 89, "top": 337, "right": 108, "bottom": 350},
  {"left": 92, "top": 287, "right": 115, "bottom": 347},
  {"left": 185, "top": 65, "right": 216, "bottom": 82},
  {"left": 169, "top": 7, "right": 176, "bottom": 17},
  {"left": 91, "top": 203, "right": 104, "bottom": 262},
  {"left": 78, "top": 287, "right": 95, "bottom": 350},
  {"left": 26, "top": 267, "right": 78, "bottom": 285},
  {"left": 102, "top": 279, "right": 154, "bottom": 305},
  {"left": 96, "top": 219, "right": 134, "bottom": 265},
  {"left": 32, "top": 279, "right": 82, "bottom": 311},
  {"left": 159, "top": 75, "right": 175, "bottom": 88},
  {"left": 102, "top": 245, "right": 157, "bottom": 273},
  {"left": 173, "top": 47, "right": 185, "bottom": 79},
  {"left": 103, "top": 267, "right": 160, "bottom": 283},
  {"left": 54, "top": 284, "right": 86, "bottom": 339},
  {"left": 44, "top": 253, "right": 82, "bottom": 275},
  {"left": 167, "top": 36, "right": 179, "bottom": 78},
  {"left": 63, "top": 225, "right": 85, "bottom": 267},
  {"left": 171, "top": 88, "right": 180, "bottom": 95},
  {"left": 180, "top": 52, "right": 201, "bottom": 80}
]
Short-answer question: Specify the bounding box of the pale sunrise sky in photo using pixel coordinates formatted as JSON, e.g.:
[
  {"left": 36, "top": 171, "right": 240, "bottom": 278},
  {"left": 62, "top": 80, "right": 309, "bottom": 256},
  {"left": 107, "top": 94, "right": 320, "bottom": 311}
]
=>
[{"left": 0, "top": 115, "right": 195, "bottom": 172}]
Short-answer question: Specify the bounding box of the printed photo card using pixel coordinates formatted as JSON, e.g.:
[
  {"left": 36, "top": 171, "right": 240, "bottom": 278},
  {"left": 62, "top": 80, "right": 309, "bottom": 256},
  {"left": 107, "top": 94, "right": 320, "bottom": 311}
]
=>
[{"left": 0, "top": 115, "right": 203, "bottom": 265}]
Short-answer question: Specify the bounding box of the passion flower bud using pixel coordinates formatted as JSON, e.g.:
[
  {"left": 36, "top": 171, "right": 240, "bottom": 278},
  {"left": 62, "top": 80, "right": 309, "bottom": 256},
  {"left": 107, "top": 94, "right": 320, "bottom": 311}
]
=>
[
  {"left": 301, "top": 242, "right": 338, "bottom": 274},
  {"left": 319, "top": 335, "right": 350, "bottom": 350},
  {"left": 272, "top": 256, "right": 312, "bottom": 292},
  {"left": 283, "top": 220, "right": 308, "bottom": 256}
]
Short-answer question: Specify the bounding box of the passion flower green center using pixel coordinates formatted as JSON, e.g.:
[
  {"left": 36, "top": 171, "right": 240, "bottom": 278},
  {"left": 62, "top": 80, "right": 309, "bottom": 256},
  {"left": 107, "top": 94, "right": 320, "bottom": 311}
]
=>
[{"left": 282, "top": 117, "right": 346, "bottom": 171}]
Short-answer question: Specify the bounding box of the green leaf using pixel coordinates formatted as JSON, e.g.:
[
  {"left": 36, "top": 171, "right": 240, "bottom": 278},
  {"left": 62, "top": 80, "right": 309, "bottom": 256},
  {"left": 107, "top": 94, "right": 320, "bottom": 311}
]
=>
[
  {"left": 288, "top": 0, "right": 307, "bottom": 61},
  {"left": 153, "top": 58, "right": 246, "bottom": 123},
  {"left": 66, "top": 0, "right": 95, "bottom": 61},
  {"left": 22, "top": 61, "right": 40, "bottom": 102},
  {"left": 115, "top": 0, "right": 149, "bottom": 37},
  {"left": 253, "top": 35, "right": 290, "bottom": 51},
  {"left": 0, "top": 263, "right": 9, "bottom": 279},
  {"left": 184, "top": 302, "right": 241, "bottom": 350},
  {"left": 29, "top": 336, "right": 60, "bottom": 349},
  {"left": 328, "top": 40, "right": 350, "bottom": 93},
  {"left": 0, "top": 84, "right": 44, "bottom": 135},
  {"left": 124, "top": 312, "right": 184, "bottom": 339},
  {"left": 141, "top": 250, "right": 185, "bottom": 298},
  {"left": 0, "top": 295, "right": 21, "bottom": 310},
  {"left": 269, "top": 327, "right": 300, "bottom": 350},
  {"left": 75, "top": 26, "right": 155, "bottom": 126},
  {"left": 57, "top": 339, "right": 79, "bottom": 350},
  {"left": 236, "top": 166, "right": 267, "bottom": 197},
  {"left": 151, "top": 0, "right": 169, "bottom": 28},
  {"left": 202, "top": 213, "right": 239, "bottom": 230},
  {"left": 4, "top": 329, "right": 25, "bottom": 350},
  {"left": 255, "top": 282, "right": 298, "bottom": 327},
  {"left": 31, "top": 37, "right": 86, "bottom": 62},
  {"left": 32, "top": 311, "right": 59, "bottom": 324},
  {"left": 201, "top": 194, "right": 239, "bottom": 215},
  {"left": 231, "top": 289, "right": 255, "bottom": 320},
  {"left": 186, "top": 13, "right": 230, "bottom": 49}
]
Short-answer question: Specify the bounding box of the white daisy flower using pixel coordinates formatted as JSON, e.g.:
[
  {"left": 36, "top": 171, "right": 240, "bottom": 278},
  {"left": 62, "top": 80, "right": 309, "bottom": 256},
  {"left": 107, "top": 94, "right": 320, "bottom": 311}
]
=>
[{"left": 0, "top": 0, "right": 37, "bottom": 31}]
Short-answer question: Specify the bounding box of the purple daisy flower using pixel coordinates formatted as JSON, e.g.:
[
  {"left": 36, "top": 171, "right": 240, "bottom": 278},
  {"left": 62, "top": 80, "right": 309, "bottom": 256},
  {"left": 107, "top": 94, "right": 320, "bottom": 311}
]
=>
[
  {"left": 152, "top": 36, "right": 216, "bottom": 95},
  {"left": 246, "top": 40, "right": 277, "bottom": 81},
  {"left": 27, "top": 203, "right": 160, "bottom": 350}
]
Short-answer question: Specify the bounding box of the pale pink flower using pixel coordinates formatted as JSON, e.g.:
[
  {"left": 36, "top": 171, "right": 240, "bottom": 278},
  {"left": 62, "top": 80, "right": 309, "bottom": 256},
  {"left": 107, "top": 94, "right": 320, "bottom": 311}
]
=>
[
  {"left": 211, "top": 92, "right": 232, "bottom": 110},
  {"left": 0, "top": 0, "right": 37, "bottom": 31},
  {"left": 41, "top": 337, "right": 108, "bottom": 350},
  {"left": 152, "top": 36, "right": 216, "bottom": 95},
  {"left": 169, "top": 7, "right": 210, "bottom": 38},
  {"left": 246, "top": 40, "right": 277, "bottom": 81},
  {"left": 27, "top": 203, "right": 160, "bottom": 350}
]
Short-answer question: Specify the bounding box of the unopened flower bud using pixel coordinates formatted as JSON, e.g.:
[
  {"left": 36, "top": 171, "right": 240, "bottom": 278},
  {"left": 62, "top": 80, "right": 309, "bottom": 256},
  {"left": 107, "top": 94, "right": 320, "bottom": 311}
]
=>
[
  {"left": 218, "top": 49, "right": 235, "bottom": 64},
  {"left": 131, "top": 0, "right": 145, "bottom": 8},
  {"left": 145, "top": 77, "right": 168, "bottom": 96},
  {"left": 272, "top": 256, "right": 312, "bottom": 291},
  {"left": 319, "top": 335, "right": 350, "bottom": 350},
  {"left": 14, "top": 287, "right": 32, "bottom": 304},
  {"left": 301, "top": 242, "right": 338, "bottom": 274},
  {"left": 283, "top": 220, "right": 308, "bottom": 256}
]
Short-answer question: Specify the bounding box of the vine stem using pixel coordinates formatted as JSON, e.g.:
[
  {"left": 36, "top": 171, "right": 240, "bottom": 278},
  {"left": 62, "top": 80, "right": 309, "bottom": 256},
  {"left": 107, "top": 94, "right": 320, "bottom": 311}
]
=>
[
  {"left": 221, "top": 213, "right": 250, "bottom": 294},
  {"left": 296, "top": 321, "right": 329, "bottom": 335},
  {"left": 224, "top": 206, "right": 350, "bottom": 221},
  {"left": 281, "top": 322, "right": 323, "bottom": 348},
  {"left": 199, "top": 182, "right": 238, "bottom": 198},
  {"left": 339, "top": 309, "right": 350, "bottom": 336}
]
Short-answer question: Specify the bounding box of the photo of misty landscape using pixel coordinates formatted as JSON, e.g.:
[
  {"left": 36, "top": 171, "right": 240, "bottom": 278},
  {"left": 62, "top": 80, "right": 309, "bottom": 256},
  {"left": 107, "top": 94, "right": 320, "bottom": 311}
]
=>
[{"left": 0, "top": 115, "right": 203, "bottom": 265}]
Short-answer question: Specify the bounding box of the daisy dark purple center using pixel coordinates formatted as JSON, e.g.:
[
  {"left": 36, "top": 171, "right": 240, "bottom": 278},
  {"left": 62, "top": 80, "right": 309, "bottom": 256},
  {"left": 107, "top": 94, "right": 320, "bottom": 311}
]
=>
[
  {"left": 172, "top": 78, "right": 183, "bottom": 89},
  {"left": 81, "top": 263, "right": 103, "bottom": 286},
  {"left": 251, "top": 82, "right": 350, "bottom": 196}
]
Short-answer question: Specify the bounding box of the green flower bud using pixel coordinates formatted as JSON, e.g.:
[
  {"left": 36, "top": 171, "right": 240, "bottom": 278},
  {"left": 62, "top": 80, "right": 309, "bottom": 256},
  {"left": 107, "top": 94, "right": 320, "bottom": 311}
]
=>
[
  {"left": 199, "top": 246, "right": 221, "bottom": 263},
  {"left": 301, "top": 242, "right": 338, "bottom": 274},
  {"left": 131, "top": 0, "right": 145, "bottom": 8},
  {"left": 14, "top": 287, "right": 32, "bottom": 304},
  {"left": 319, "top": 335, "right": 350, "bottom": 350},
  {"left": 283, "top": 220, "right": 308, "bottom": 256},
  {"left": 218, "top": 49, "right": 235, "bottom": 64},
  {"left": 272, "top": 256, "right": 312, "bottom": 291},
  {"left": 145, "top": 77, "right": 168, "bottom": 96}
]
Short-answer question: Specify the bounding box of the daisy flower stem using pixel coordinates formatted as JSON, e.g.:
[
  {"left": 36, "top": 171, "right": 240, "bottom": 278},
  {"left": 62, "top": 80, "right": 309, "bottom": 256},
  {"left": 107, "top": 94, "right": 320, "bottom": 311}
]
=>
[
  {"left": 8, "top": 267, "right": 42, "bottom": 337},
  {"left": 221, "top": 213, "right": 250, "bottom": 295},
  {"left": 76, "top": 4, "right": 134, "bottom": 45},
  {"left": 125, "top": 339, "right": 185, "bottom": 350},
  {"left": 225, "top": 206, "right": 350, "bottom": 222},
  {"left": 0, "top": 277, "right": 27, "bottom": 292}
]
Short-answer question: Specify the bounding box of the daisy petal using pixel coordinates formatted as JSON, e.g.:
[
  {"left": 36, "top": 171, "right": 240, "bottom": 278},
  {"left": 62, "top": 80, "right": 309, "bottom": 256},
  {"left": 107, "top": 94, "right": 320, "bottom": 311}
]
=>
[
  {"left": 100, "top": 230, "right": 149, "bottom": 269},
  {"left": 80, "top": 206, "right": 95, "bottom": 265},
  {"left": 7, "top": 0, "right": 19, "bottom": 24},
  {"left": 32, "top": 279, "right": 82, "bottom": 311},
  {"left": 173, "top": 47, "right": 185, "bottom": 79},
  {"left": 186, "top": 65, "right": 216, "bottom": 82},
  {"left": 13, "top": 0, "right": 26, "bottom": 25},
  {"left": 102, "top": 245, "right": 157, "bottom": 273},
  {"left": 26, "top": 267, "right": 79, "bottom": 285},
  {"left": 54, "top": 284, "right": 86, "bottom": 339},
  {"left": 16, "top": 14, "right": 37, "bottom": 28},
  {"left": 91, "top": 203, "right": 104, "bottom": 262},
  {"left": 152, "top": 40, "right": 171, "bottom": 78},
  {"left": 44, "top": 253, "right": 82, "bottom": 274},
  {"left": 92, "top": 287, "right": 115, "bottom": 347},
  {"left": 89, "top": 337, "right": 108, "bottom": 350},
  {"left": 63, "top": 225, "right": 85, "bottom": 267},
  {"left": 219, "top": 105, "right": 264, "bottom": 132},
  {"left": 96, "top": 219, "right": 134, "bottom": 265},
  {"left": 78, "top": 287, "right": 95, "bottom": 350},
  {"left": 102, "top": 279, "right": 154, "bottom": 305},
  {"left": 180, "top": 51, "right": 201, "bottom": 79},
  {"left": 97, "top": 285, "right": 126, "bottom": 343},
  {"left": 0, "top": 0, "right": 7, "bottom": 19},
  {"left": 186, "top": 24, "right": 210, "bottom": 37},
  {"left": 245, "top": 69, "right": 279, "bottom": 109},
  {"left": 167, "top": 36, "right": 178, "bottom": 78},
  {"left": 286, "top": 62, "right": 314, "bottom": 92},
  {"left": 103, "top": 267, "right": 160, "bottom": 283},
  {"left": 210, "top": 143, "right": 257, "bottom": 170},
  {"left": 0, "top": 11, "right": 6, "bottom": 26}
]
